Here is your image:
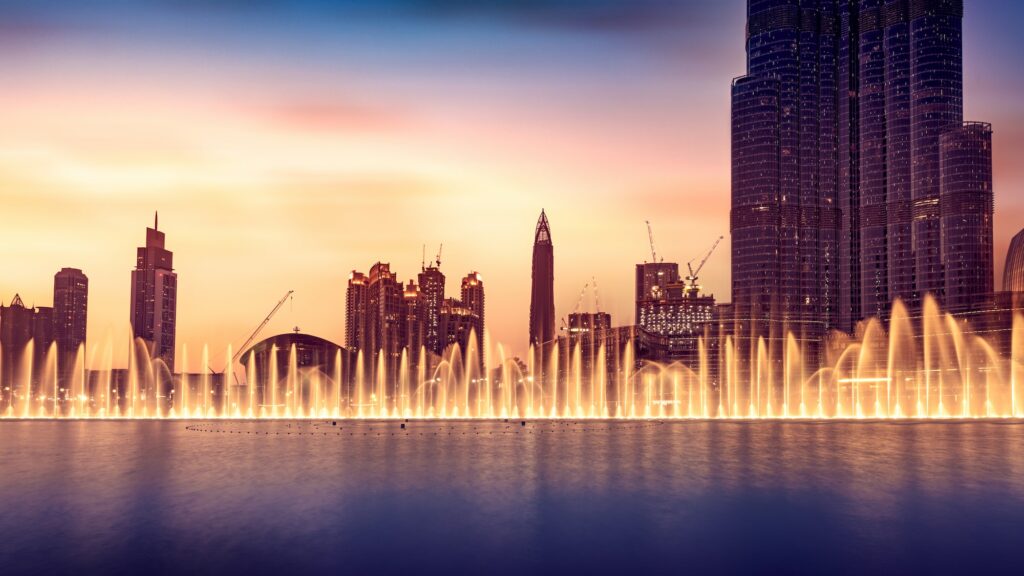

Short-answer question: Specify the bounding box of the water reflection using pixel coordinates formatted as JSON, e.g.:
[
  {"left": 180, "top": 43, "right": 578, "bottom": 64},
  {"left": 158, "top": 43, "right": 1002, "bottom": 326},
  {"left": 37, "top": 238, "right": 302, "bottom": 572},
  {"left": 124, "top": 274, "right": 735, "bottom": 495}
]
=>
[{"left": 1, "top": 421, "right": 1022, "bottom": 574}]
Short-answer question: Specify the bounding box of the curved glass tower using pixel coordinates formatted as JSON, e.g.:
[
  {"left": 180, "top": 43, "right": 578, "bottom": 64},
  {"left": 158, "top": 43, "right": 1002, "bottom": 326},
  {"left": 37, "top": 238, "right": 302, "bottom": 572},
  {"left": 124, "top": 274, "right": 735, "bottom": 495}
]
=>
[
  {"left": 732, "top": 0, "right": 991, "bottom": 338},
  {"left": 1004, "top": 229, "right": 1024, "bottom": 293}
]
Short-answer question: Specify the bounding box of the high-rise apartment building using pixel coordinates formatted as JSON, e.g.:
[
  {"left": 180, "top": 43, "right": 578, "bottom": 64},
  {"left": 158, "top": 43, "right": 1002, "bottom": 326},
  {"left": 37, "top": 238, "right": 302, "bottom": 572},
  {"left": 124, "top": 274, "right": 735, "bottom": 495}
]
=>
[
  {"left": 130, "top": 213, "right": 177, "bottom": 370},
  {"left": 53, "top": 268, "right": 88, "bottom": 375}
]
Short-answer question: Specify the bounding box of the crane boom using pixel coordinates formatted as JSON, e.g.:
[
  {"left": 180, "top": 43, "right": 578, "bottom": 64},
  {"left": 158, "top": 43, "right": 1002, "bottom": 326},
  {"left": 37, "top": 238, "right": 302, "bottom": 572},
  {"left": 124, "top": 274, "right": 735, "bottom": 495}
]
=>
[
  {"left": 435, "top": 243, "right": 443, "bottom": 268},
  {"left": 685, "top": 236, "right": 724, "bottom": 297},
  {"left": 231, "top": 290, "right": 294, "bottom": 367},
  {"left": 645, "top": 220, "right": 659, "bottom": 263}
]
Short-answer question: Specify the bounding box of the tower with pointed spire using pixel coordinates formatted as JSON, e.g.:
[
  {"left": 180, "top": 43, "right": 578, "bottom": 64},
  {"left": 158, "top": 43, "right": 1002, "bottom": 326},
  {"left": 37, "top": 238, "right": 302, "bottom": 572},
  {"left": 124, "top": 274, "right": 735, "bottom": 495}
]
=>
[
  {"left": 130, "top": 212, "right": 177, "bottom": 371},
  {"left": 529, "top": 210, "right": 555, "bottom": 348}
]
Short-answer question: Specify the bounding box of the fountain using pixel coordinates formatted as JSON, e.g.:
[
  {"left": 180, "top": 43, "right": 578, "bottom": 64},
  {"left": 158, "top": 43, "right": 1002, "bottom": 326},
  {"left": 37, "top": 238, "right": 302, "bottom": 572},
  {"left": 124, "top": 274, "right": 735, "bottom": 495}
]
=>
[{"left": 1, "top": 297, "right": 1023, "bottom": 420}]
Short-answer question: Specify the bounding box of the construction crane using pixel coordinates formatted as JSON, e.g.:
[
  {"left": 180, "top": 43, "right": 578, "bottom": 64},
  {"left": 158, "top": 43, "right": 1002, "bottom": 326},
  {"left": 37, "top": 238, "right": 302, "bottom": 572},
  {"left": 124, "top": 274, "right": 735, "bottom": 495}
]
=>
[
  {"left": 686, "top": 236, "right": 724, "bottom": 298},
  {"left": 227, "top": 290, "right": 294, "bottom": 381},
  {"left": 591, "top": 276, "right": 601, "bottom": 313},
  {"left": 435, "top": 243, "right": 443, "bottom": 268},
  {"left": 645, "top": 220, "right": 662, "bottom": 263}
]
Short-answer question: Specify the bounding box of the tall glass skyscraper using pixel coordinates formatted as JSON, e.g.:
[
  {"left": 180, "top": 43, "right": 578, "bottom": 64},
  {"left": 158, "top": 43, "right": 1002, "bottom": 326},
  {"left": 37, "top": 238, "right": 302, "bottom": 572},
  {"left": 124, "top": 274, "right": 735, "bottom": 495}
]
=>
[{"left": 732, "top": 0, "right": 992, "bottom": 338}]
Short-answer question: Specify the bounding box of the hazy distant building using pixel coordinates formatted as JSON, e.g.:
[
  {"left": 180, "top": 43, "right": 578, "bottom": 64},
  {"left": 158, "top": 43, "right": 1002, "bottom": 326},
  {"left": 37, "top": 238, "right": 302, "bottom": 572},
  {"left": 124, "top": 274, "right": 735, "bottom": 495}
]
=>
[
  {"left": 130, "top": 213, "right": 177, "bottom": 370},
  {"left": 439, "top": 297, "right": 479, "bottom": 356},
  {"left": 529, "top": 210, "right": 555, "bottom": 348},
  {"left": 402, "top": 280, "right": 427, "bottom": 364},
  {"left": 0, "top": 295, "right": 59, "bottom": 406},
  {"left": 31, "top": 306, "right": 54, "bottom": 385},
  {"left": 731, "top": 0, "right": 992, "bottom": 338},
  {"left": 346, "top": 261, "right": 484, "bottom": 405},
  {"left": 1, "top": 295, "right": 34, "bottom": 405},
  {"left": 460, "top": 272, "right": 485, "bottom": 344},
  {"left": 53, "top": 267, "right": 88, "bottom": 376},
  {"left": 1004, "top": 229, "right": 1024, "bottom": 293}
]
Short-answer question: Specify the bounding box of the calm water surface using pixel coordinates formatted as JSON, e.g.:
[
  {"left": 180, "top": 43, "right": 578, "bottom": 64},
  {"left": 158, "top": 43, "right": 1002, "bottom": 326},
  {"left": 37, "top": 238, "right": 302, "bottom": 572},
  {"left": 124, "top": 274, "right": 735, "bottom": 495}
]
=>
[{"left": 1, "top": 420, "right": 1023, "bottom": 575}]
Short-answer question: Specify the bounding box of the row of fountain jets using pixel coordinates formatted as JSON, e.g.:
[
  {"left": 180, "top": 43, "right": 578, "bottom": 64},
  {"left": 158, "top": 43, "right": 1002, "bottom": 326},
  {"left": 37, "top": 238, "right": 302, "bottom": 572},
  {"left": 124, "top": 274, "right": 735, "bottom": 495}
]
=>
[{"left": 2, "top": 298, "right": 1022, "bottom": 420}]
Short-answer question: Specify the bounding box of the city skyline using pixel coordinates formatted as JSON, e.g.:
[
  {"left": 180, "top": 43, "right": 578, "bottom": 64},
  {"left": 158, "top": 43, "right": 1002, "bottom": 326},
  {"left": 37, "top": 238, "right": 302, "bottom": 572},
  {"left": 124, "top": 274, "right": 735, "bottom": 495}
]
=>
[{"left": 2, "top": 0, "right": 1023, "bottom": 371}]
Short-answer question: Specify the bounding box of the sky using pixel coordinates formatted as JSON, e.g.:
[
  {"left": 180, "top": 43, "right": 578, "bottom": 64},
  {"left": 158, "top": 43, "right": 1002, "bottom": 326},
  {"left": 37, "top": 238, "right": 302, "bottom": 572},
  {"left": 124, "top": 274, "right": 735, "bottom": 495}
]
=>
[{"left": 1, "top": 0, "right": 1022, "bottom": 372}]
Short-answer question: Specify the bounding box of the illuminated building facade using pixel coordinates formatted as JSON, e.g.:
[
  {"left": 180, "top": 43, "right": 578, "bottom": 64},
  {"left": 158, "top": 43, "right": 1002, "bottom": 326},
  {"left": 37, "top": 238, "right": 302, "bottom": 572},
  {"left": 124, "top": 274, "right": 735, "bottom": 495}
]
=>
[{"left": 733, "top": 0, "right": 993, "bottom": 341}]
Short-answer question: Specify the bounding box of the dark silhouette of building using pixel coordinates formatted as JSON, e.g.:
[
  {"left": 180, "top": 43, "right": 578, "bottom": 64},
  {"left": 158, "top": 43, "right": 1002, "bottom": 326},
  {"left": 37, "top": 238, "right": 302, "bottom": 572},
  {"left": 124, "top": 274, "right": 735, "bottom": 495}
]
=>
[
  {"left": 130, "top": 212, "right": 177, "bottom": 370},
  {"left": 31, "top": 306, "right": 54, "bottom": 387},
  {"left": 0, "top": 295, "right": 59, "bottom": 408},
  {"left": 418, "top": 263, "right": 446, "bottom": 355},
  {"left": 1, "top": 295, "right": 34, "bottom": 407},
  {"left": 53, "top": 267, "right": 88, "bottom": 379},
  {"left": 1004, "top": 228, "right": 1024, "bottom": 293},
  {"left": 529, "top": 210, "right": 555, "bottom": 348},
  {"left": 732, "top": 0, "right": 992, "bottom": 340},
  {"left": 941, "top": 122, "right": 993, "bottom": 314},
  {"left": 240, "top": 332, "right": 353, "bottom": 412},
  {"left": 345, "top": 272, "right": 368, "bottom": 350}
]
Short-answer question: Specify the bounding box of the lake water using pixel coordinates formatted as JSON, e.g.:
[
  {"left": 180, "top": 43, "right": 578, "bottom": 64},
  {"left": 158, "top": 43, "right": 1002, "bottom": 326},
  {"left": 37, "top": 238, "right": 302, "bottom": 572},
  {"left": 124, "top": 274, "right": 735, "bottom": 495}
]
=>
[{"left": 1, "top": 419, "right": 1023, "bottom": 575}]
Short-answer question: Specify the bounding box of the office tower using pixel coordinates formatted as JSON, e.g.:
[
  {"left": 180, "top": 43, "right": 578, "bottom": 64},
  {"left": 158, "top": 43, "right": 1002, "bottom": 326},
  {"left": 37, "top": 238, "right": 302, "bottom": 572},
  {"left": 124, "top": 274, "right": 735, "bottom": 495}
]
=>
[
  {"left": 130, "top": 213, "right": 177, "bottom": 370},
  {"left": 345, "top": 272, "right": 368, "bottom": 350},
  {"left": 460, "top": 272, "right": 485, "bottom": 343},
  {"left": 1004, "top": 229, "right": 1024, "bottom": 293},
  {"left": 53, "top": 268, "right": 88, "bottom": 375},
  {"left": 941, "top": 122, "right": 993, "bottom": 313},
  {"left": 733, "top": 0, "right": 991, "bottom": 337},
  {"left": 529, "top": 210, "right": 555, "bottom": 348},
  {"left": 418, "top": 264, "right": 446, "bottom": 355}
]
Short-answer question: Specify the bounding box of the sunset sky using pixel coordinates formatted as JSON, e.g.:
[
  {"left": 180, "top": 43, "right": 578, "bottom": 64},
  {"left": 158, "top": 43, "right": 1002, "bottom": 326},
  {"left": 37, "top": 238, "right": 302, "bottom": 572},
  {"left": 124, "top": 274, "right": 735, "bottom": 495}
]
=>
[{"left": 2, "top": 0, "right": 1022, "bottom": 371}]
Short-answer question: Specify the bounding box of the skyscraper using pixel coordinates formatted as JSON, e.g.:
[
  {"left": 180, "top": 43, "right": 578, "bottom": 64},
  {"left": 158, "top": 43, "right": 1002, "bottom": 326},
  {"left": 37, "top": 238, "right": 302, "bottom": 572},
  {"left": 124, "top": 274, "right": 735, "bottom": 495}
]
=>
[
  {"left": 345, "top": 272, "right": 368, "bottom": 350},
  {"left": 130, "top": 213, "right": 177, "bottom": 370},
  {"left": 529, "top": 210, "right": 555, "bottom": 348},
  {"left": 732, "top": 0, "right": 991, "bottom": 339},
  {"left": 460, "top": 272, "right": 485, "bottom": 342},
  {"left": 418, "top": 264, "right": 446, "bottom": 355},
  {"left": 53, "top": 268, "right": 88, "bottom": 375},
  {"left": 941, "top": 122, "right": 993, "bottom": 314},
  {"left": 1004, "top": 229, "right": 1024, "bottom": 293}
]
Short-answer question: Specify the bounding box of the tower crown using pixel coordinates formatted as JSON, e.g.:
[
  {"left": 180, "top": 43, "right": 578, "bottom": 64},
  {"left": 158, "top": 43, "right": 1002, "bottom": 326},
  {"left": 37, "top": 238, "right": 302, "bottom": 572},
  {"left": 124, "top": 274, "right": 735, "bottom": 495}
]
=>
[{"left": 535, "top": 210, "right": 552, "bottom": 245}]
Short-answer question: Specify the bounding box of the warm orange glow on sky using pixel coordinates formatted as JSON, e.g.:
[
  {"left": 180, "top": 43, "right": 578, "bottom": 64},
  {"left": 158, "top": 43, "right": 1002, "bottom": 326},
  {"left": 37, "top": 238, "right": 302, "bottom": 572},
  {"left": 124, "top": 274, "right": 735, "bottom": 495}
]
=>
[{"left": 1, "top": 2, "right": 1021, "bottom": 371}]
